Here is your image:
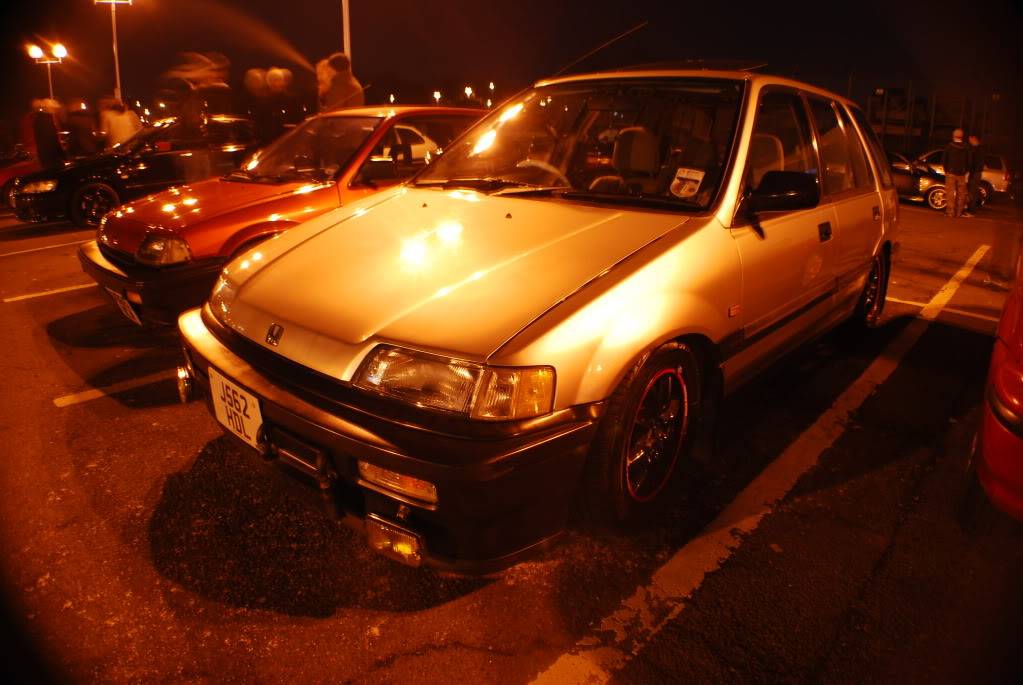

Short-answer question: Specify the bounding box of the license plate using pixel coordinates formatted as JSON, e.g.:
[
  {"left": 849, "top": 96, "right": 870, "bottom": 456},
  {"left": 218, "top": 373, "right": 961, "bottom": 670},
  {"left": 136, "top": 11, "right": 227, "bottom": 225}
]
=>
[
  {"left": 208, "top": 367, "right": 263, "bottom": 451},
  {"left": 105, "top": 287, "right": 142, "bottom": 326}
]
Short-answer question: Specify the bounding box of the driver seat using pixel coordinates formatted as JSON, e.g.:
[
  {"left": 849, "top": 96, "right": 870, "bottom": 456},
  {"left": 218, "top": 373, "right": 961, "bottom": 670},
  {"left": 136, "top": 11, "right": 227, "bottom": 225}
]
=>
[{"left": 588, "top": 126, "right": 660, "bottom": 194}]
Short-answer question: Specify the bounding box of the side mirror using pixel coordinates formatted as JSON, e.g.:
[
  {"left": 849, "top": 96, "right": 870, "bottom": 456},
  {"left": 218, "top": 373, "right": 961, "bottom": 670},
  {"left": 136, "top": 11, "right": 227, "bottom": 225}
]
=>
[
  {"left": 357, "top": 157, "right": 398, "bottom": 185},
  {"left": 747, "top": 170, "right": 819, "bottom": 213}
]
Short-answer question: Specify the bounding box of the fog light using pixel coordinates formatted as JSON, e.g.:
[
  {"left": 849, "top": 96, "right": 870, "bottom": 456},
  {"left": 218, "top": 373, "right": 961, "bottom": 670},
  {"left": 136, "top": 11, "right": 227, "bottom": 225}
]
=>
[
  {"left": 358, "top": 460, "right": 437, "bottom": 504},
  {"left": 176, "top": 365, "right": 192, "bottom": 404},
  {"left": 366, "top": 514, "right": 423, "bottom": 567}
]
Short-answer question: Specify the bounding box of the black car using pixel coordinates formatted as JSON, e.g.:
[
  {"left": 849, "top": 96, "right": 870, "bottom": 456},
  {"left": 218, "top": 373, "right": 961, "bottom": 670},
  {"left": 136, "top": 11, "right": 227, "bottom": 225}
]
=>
[
  {"left": 12, "top": 116, "right": 257, "bottom": 227},
  {"left": 890, "top": 152, "right": 950, "bottom": 211}
]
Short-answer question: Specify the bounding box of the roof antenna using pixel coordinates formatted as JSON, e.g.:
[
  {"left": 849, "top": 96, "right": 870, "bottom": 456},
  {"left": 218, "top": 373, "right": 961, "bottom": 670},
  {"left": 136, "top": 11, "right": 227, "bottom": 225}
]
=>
[{"left": 553, "top": 20, "right": 650, "bottom": 77}]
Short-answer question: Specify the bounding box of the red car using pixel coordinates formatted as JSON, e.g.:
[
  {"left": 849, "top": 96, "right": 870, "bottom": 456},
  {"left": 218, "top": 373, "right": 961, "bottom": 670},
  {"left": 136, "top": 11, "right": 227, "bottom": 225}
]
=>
[
  {"left": 976, "top": 252, "right": 1023, "bottom": 520},
  {"left": 78, "top": 106, "right": 480, "bottom": 325}
]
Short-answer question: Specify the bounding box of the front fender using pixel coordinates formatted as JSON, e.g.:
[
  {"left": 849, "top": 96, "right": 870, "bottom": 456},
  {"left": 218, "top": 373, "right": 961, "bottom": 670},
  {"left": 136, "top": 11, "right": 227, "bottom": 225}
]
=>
[{"left": 221, "top": 220, "right": 297, "bottom": 257}]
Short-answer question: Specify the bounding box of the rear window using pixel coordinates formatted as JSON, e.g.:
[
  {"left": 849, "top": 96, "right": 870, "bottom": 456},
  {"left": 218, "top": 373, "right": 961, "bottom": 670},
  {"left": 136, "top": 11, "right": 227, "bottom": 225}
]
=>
[{"left": 848, "top": 105, "right": 893, "bottom": 188}]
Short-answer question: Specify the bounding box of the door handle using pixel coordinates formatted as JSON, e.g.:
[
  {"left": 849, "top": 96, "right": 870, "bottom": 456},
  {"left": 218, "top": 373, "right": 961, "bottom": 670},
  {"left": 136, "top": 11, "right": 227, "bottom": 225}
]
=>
[
  {"left": 818, "top": 221, "right": 832, "bottom": 242},
  {"left": 872, "top": 205, "right": 881, "bottom": 221}
]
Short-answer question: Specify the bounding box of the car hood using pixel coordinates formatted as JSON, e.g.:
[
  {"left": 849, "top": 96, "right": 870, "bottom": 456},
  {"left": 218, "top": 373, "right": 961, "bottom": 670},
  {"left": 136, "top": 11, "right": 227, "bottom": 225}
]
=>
[
  {"left": 214, "top": 187, "right": 688, "bottom": 378},
  {"left": 101, "top": 177, "right": 329, "bottom": 254}
]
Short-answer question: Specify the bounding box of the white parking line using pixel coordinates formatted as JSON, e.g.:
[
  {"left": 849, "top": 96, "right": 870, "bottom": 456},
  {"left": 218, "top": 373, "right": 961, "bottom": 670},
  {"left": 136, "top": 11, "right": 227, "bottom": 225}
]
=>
[
  {"left": 0, "top": 239, "right": 90, "bottom": 258},
  {"left": 2, "top": 283, "right": 97, "bottom": 303},
  {"left": 532, "top": 244, "right": 991, "bottom": 685},
  {"left": 886, "top": 296, "right": 1001, "bottom": 323},
  {"left": 53, "top": 370, "right": 174, "bottom": 408}
]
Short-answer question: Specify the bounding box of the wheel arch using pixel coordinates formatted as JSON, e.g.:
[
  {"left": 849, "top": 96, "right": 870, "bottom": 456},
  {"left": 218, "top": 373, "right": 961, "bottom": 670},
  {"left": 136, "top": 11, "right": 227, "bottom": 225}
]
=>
[{"left": 220, "top": 220, "right": 297, "bottom": 257}]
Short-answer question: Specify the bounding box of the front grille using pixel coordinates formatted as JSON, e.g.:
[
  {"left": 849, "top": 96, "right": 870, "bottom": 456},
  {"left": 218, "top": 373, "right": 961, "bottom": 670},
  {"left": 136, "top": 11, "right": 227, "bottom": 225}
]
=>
[{"left": 98, "top": 242, "right": 141, "bottom": 270}]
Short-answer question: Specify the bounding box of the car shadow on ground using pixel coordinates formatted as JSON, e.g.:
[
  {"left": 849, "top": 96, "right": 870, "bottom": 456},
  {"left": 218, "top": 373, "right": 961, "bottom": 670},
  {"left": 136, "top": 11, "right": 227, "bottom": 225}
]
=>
[
  {"left": 0, "top": 219, "right": 82, "bottom": 242},
  {"left": 46, "top": 304, "right": 177, "bottom": 350},
  {"left": 147, "top": 436, "right": 488, "bottom": 618},
  {"left": 522, "top": 317, "right": 922, "bottom": 636}
]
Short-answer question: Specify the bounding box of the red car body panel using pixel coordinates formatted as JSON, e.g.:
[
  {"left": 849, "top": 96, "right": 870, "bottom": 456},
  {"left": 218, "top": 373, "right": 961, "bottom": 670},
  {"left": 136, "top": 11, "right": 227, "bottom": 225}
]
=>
[{"left": 977, "top": 253, "right": 1023, "bottom": 520}]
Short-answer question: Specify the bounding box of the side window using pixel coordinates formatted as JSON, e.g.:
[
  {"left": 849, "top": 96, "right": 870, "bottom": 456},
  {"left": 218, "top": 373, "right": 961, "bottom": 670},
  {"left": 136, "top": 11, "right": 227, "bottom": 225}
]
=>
[
  {"left": 396, "top": 126, "right": 425, "bottom": 146},
  {"left": 746, "top": 91, "right": 817, "bottom": 191},
  {"left": 985, "top": 155, "right": 1003, "bottom": 170},
  {"left": 849, "top": 106, "right": 893, "bottom": 188},
  {"left": 834, "top": 104, "right": 873, "bottom": 190},
  {"left": 360, "top": 115, "right": 480, "bottom": 183},
  {"left": 923, "top": 150, "right": 942, "bottom": 165},
  {"left": 808, "top": 97, "right": 860, "bottom": 195}
]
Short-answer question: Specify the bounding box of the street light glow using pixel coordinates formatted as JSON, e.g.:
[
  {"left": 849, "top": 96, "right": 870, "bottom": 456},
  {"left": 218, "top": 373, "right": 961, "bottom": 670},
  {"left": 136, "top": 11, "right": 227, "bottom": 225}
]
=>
[
  {"left": 464, "top": 85, "right": 473, "bottom": 98},
  {"left": 51, "top": 43, "right": 68, "bottom": 59},
  {"left": 433, "top": 90, "right": 441, "bottom": 104},
  {"left": 27, "top": 45, "right": 44, "bottom": 59}
]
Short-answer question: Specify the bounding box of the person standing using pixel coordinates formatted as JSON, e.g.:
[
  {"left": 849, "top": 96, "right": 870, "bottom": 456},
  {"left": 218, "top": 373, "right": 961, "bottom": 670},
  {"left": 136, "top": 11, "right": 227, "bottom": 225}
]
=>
[
  {"left": 941, "top": 128, "right": 970, "bottom": 218},
  {"left": 65, "top": 99, "right": 100, "bottom": 158},
  {"left": 966, "top": 134, "right": 985, "bottom": 215},
  {"left": 317, "top": 53, "right": 364, "bottom": 111},
  {"left": 32, "top": 100, "right": 65, "bottom": 171},
  {"left": 100, "top": 100, "right": 142, "bottom": 149}
]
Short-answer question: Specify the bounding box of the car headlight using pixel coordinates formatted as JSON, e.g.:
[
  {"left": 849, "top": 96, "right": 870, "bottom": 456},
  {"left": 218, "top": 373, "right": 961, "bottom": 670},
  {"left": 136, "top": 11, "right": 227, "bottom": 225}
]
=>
[
  {"left": 136, "top": 234, "right": 191, "bottom": 265},
  {"left": 22, "top": 179, "right": 56, "bottom": 193},
  {"left": 353, "top": 345, "right": 555, "bottom": 420}
]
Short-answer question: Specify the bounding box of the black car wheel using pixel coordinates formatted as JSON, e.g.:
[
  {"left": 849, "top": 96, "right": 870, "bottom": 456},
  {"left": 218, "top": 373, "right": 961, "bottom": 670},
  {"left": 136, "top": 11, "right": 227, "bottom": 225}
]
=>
[
  {"left": 926, "top": 186, "right": 947, "bottom": 211},
  {"left": 852, "top": 250, "right": 889, "bottom": 329},
  {"left": 70, "top": 182, "right": 119, "bottom": 227},
  {"left": 1, "top": 180, "right": 15, "bottom": 209},
  {"left": 979, "top": 182, "right": 992, "bottom": 206},
  {"left": 583, "top": 342, "right": 703, "bottom": 523}
]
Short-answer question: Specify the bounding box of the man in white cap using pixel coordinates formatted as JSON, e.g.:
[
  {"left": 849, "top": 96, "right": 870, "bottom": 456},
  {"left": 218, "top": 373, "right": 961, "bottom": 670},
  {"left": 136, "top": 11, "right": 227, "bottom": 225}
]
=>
[{"left": 941, "top": 128, "right": 970, "bottom": 218}]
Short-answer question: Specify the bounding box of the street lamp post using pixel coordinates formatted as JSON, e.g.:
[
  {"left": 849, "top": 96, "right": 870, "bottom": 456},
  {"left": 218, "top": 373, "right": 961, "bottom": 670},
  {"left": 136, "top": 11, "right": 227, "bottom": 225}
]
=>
[
  {"left": 94, "top": 0, "right": 132, "bottom": 102},
  {"left": 341, "top": 0, "right": 352, "bottom": 62},
  {"left": 27, "top": 43, "right": 67, "bottom": 100}
]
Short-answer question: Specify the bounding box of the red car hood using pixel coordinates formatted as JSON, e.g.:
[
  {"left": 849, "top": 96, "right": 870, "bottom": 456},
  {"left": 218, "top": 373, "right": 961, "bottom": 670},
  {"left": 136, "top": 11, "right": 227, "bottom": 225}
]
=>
[{"left": 100, "top": 177, "right": 334, "bottom": 256}]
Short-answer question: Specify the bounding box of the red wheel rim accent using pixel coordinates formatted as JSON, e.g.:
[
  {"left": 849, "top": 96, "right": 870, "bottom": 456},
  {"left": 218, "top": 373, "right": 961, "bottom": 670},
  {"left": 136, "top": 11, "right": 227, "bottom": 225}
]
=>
[{"left": 623, "top": 366, "right": 688, "bottom": 503}]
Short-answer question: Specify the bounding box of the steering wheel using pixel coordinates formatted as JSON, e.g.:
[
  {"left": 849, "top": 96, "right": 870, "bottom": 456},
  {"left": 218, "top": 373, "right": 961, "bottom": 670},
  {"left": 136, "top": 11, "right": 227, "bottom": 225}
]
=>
[{"left": 515, "top": 159, "right": 571, "bottom": 187}]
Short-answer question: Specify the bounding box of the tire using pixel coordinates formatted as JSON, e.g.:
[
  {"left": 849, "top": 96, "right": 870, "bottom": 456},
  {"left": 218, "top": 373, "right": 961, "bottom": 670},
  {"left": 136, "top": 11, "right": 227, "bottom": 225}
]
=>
[
  {"left": 1, "top": 180, "right": 15, "bottom": 209},
  {"left": 583, "top": 342, "right": 703, "bottom": 524},
  {"left": 69, "top": 182, "right": 119, "bottom": 227},
  {"left": 851, "top": 249, "right": 889, "bottom": 329},
  {"left": 926, "top": 186, "right": 946, "bottom": 211},
  {"left": 978, "top": 182, "right": 992, "bottom": 206}
]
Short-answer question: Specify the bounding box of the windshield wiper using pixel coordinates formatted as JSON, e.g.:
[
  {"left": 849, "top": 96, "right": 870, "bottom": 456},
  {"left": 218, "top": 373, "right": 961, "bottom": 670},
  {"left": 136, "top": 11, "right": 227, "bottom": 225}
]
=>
[
  {"left": 412, "top": 177, "right": 534, "bottom": 192},
  {"left": 491, "top": 185, "right": 571, "bottom": 197},
  {"left": 560, "top": 191, "right": 697, "bottom": 211}
]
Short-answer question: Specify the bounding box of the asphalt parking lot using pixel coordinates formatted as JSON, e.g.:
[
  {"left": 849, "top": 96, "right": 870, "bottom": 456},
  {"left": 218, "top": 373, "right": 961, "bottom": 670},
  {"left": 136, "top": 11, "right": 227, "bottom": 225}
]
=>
[{"left": 0, "top": 200, "right": 1021, "bottom": 684}]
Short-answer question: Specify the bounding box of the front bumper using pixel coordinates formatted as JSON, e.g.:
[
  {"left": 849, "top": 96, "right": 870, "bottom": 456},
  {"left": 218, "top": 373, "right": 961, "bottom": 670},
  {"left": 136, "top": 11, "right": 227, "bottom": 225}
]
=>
[
  {"left": 78, "top": 241, "right": 225, "bottom": 326},
  {"left": 178, "top": 306, "right": 602, "bottom": 573},
  {"left": 13, "top": 190, "right": 65, "bottom": 222}
]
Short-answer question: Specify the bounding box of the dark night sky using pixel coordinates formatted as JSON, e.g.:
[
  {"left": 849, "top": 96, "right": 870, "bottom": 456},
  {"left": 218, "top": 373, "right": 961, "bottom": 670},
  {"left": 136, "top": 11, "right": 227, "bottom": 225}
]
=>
[{"left": 0, "top": 0, "right": 1020, "bottom": 121}]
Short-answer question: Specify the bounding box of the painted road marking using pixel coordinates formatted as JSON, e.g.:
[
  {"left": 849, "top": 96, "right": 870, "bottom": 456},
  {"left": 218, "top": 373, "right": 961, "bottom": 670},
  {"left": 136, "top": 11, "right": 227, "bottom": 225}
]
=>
[
  {"left": 532, "top": 244, "right": 991, "bottom": 684},
  {"left": 886, "top": 296, "right": 1001, "bottom": 324},
  {"left": 53, "top": 370, "right": 174, "bottom": 408},
  {"left": 2, "top": 283, "right": 97, "bottom": 303},
  {"left": 0, "top": 239, "right": 90, "bottom": 258}
]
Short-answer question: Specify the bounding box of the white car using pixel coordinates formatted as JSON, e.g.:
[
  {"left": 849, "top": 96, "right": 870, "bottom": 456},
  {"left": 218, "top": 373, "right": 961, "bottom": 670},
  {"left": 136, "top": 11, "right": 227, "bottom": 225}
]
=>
[{"left": 178, "top": 68, "right": 899, "bottom": 572}]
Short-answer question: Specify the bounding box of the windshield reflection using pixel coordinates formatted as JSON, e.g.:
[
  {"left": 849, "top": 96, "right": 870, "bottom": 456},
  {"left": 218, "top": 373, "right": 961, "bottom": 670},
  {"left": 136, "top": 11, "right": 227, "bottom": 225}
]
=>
[
  {"left": 417, "top": 79, "right": 744, "bottom": 209},
  {"left": 230, "top": 115, "right": 381, "bottom": 184}
]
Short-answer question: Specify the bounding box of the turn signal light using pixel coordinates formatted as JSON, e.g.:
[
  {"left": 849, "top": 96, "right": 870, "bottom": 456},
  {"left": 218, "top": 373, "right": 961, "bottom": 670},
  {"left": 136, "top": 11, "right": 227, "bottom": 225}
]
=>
[
  {"left": 358, "top": 460, "right": 438, "bottom": 504},
  {"left": 366, "top": 515, "right": 423, "bottom": 567}
]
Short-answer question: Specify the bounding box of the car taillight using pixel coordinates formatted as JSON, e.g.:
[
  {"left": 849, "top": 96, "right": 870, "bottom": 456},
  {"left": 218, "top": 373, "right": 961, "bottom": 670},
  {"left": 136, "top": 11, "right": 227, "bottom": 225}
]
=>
[{"left": 991, "top": 341, "right": 1023, "bottom": 417}]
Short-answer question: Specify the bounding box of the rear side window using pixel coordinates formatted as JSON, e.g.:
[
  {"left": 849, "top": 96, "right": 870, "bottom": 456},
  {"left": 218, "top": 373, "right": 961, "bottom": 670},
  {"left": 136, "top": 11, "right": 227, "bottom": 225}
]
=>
[
  {"left": 985, "top": 155, "right": 1003, "bottom": 170},
  {"left": 848, "top": 106, "right": 893, "bottom": 188},
  {"left": 834, "top": 104, "right": 874, "bottom": 189},
  {"left": 808, "top": 97, "right": 870, "bottom": 194},
  {"left": 745, "top": 91, "right": 817, "bottom": 191}
]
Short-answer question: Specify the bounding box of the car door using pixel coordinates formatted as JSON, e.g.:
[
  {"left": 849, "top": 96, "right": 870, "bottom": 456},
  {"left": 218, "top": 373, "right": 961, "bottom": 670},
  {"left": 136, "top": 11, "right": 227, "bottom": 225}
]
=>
[
  {"left": 888, "top": 153, "right": 918, "bottom": 197},
  {"left": 730, "top": 89, "right": 837, "bottom": 360},
  {"left": 806, "top": 96, "right": 882, "bottom": 305},
  {"left": 123, "top": 124, "right": 209, "bottom": 194}
]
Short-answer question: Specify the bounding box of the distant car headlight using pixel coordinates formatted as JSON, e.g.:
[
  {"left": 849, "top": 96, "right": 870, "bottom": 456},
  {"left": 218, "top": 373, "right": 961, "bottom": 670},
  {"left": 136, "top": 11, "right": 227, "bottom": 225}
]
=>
[
  {"left": 136, "top": 234, "right": 192, "bottom": 265},
  {"left": 21, "top": 179, "right": 57, "bottom": 193},
  {"left": 353, "top": 345, "right": 555, "bottom": 420}
]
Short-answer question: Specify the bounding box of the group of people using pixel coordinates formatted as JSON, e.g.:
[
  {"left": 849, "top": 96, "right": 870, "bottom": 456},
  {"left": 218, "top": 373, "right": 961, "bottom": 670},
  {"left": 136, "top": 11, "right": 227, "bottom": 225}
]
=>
[
  {"left": 22, "top": 98, "right": 143, "bottom": 171},
  {"left": 941, "top": 128, "right": 987, "bottom": 219}
]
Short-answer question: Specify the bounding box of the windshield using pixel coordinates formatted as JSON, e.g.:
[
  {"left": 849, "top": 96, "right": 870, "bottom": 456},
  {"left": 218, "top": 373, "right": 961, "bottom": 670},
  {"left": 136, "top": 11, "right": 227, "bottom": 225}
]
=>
[
  {"left": 112, "top": 119, "right": 177, "bottom": 154},
  {"left": 416, "top": 78, "right": 744, "bottom": 209},
  {"left": 231, "top": 115, "right": 381, "bottom": 183}
]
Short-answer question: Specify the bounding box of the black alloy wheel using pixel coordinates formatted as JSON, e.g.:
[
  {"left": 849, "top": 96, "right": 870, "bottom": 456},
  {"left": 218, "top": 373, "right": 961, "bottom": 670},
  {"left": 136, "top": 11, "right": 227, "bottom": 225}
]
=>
[
  {"left": 70, "top": 182, "right": 119, "bottom": 227},
  {"left": 857, "top": 251, "right": 889, "bottom": 328},
  {"left": 584, "top": 343, "right": 704, "bottom": 523}
]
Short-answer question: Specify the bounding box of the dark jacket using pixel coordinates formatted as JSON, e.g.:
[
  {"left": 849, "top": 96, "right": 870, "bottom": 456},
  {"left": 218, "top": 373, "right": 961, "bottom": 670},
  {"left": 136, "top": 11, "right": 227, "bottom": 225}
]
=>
[
  {"left": 942, "top": 141, "right": 970, "bottom": 176},
  {"left": 969, "top": 144, "right": 986, "bottom": 175},
  {"left": 32, "top": 111, "right": 64, "bottom": 170}
]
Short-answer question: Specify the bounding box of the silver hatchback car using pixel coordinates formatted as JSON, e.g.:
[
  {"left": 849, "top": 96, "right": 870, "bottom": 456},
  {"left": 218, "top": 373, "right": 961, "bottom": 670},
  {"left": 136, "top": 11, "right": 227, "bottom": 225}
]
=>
[{"left": 178, "top": 69, "right": 899, "bottom": 572}]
